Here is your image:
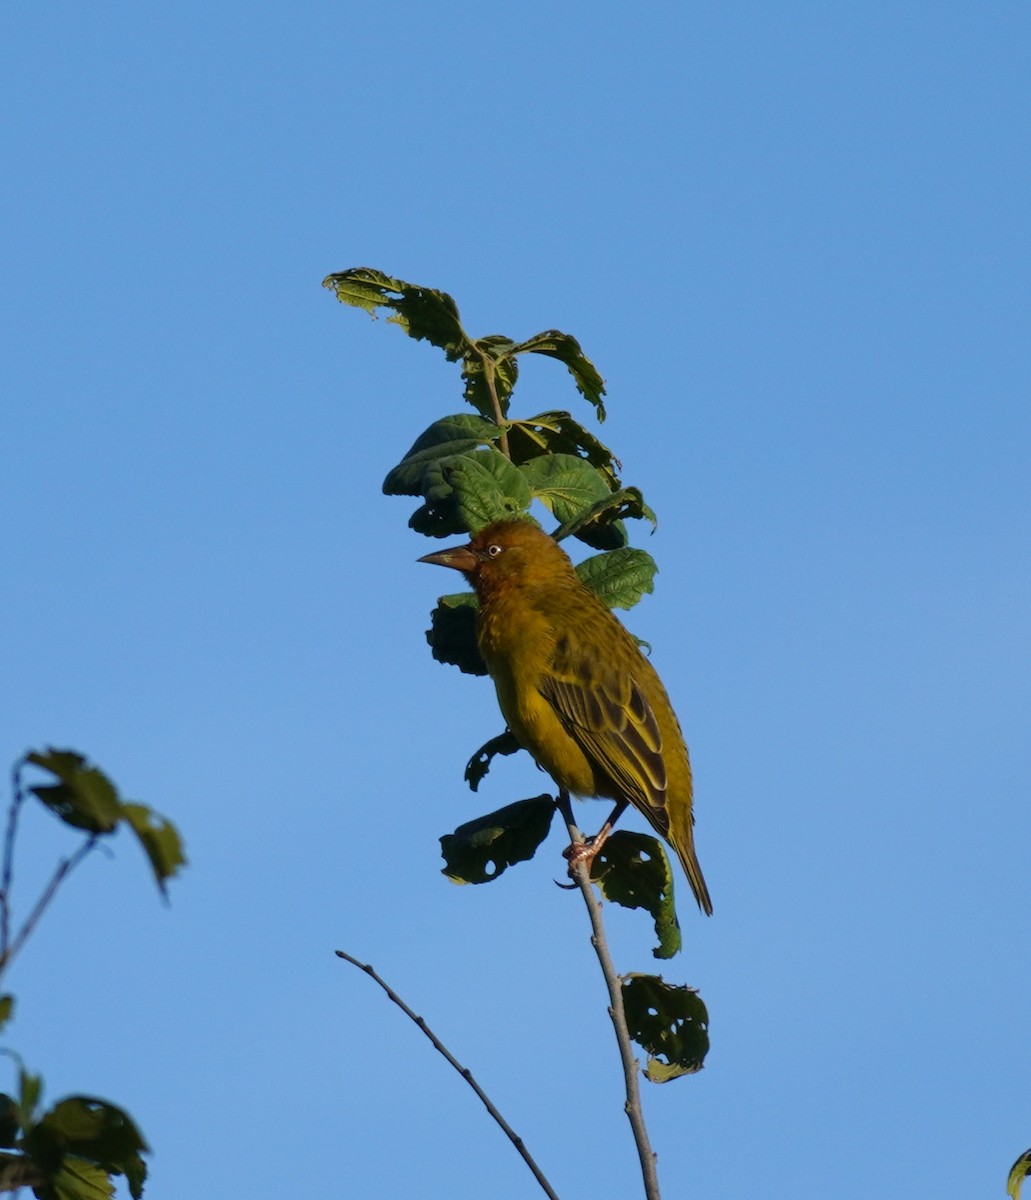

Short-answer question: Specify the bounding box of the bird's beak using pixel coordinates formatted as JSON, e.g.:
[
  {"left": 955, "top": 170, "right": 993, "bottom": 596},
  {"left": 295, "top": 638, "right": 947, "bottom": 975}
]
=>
[{"left": 417, "top": 542, "right": 478, "bottom": 572}]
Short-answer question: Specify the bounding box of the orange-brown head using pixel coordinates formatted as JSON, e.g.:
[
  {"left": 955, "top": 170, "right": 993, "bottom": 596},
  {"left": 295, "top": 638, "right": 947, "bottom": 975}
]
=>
[{"left": 418, "top": 519, "right": 576, "bottom": 600}]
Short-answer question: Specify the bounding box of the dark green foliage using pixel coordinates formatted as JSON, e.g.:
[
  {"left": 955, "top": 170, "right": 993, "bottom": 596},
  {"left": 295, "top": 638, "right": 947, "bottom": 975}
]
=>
[
  {"left": 0, "top": 1085, "right": 149, "bottom": 1200},
  {"left": 440, "top": 797, "right": 556, "bottom": 884},
  {"left": 328, "top": 267, "right": 650, "bottom": 551},
  {"left": 621, "top": 974, "right": 710, "bottom": 1081},
  {"left": 25, "top": 750, "right": 186, "bottom": 896},
  {"left": 506, "top": 410, "right": 620, "bottom": 488},
  {"left": 575, "top": 548, "right": 657, "bottom": 611},
  {"left": 324, "top": 268, "right": 607, "bottom": 425},
  {"left": 422, "top": 449, "right": 532, "bottom": 534},
  {"left": 26, "top": 751, "right": 121, "bottom": 835},
  {"left": 590, "top": 832, "right": 681, "bottom": 959},
  {"left": 382, "top": 414, "right": 501, "bottom": 497},
  {"left": 464, "top": 732, "right": 522, "bottom": 792},
  {"left": 552, "top": 486, "right": 656, "bottom": 547},
  {"left": 425, "top": 593, "right": 485, "bottom": 676},
  {"left": 1, "top": 749, "right": 185, "bottom": 1196},
  {"left": 518, "top": 454, "right": 612, "bottom": 531}
]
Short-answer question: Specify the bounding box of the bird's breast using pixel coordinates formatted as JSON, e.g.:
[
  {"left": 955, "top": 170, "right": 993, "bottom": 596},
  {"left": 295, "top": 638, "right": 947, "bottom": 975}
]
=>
[{"left": 476, "top": 586, "right": 603, "bottom": 798}]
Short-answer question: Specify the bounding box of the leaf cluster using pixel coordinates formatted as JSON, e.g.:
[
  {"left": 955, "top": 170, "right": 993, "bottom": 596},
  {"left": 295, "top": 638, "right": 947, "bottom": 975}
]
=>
[
  {"left": 21, "top": 749, "right": 185, "bottom": 898},
  {"left": 0, "top": 1050, "right": 148, "bottom": 1200},
  {"left": 0, "top": 749, "right": 187, "bottom": 1197},
  {"left": 325, "top": 267, "right": 654, "bottom": 550},
  {"left": 440, "top": 803, "right": 708, "bottom": 1077}
]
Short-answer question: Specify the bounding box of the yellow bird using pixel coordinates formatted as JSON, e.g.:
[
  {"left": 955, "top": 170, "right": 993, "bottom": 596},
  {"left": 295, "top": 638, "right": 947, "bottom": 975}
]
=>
[{"left": 420, "top": 519, "right": 712, "bottom": 915}]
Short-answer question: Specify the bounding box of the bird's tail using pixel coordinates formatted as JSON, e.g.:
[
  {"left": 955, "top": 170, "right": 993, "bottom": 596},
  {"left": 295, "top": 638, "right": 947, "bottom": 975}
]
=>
[{"left": 670, "top": 830, "right": 713, "bottom": 917}]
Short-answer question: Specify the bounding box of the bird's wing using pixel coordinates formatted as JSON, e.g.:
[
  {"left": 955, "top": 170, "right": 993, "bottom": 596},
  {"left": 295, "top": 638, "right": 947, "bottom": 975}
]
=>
[{"left": 540, "top": 631, "right": 669, "bottom": 834}]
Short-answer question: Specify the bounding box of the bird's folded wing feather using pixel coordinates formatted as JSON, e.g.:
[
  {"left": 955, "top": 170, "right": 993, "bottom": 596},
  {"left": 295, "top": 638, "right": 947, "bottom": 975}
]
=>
[{"left": 540, "top": 632, "right": 669, "bottom": 833}]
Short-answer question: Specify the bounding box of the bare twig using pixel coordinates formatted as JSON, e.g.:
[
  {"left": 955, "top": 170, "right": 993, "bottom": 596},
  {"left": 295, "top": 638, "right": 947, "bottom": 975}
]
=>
[
  {"left": 0, "top": 836, "right": 99, "bottom": 985},
  {"left": 556, "top": 791, "right": 662, "bottom": 1200},
  {"left": 335, "top": 950, "right": 561, "bottom": 1200},
  {"left": 0, "top": 758, "right": 28, "bottom": 959}
]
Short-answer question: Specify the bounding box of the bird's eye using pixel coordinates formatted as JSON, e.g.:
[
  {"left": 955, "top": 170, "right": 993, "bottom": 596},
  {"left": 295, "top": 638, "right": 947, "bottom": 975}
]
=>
[{"left": 486, "top": 544, "right": 503, "bottom": 558}]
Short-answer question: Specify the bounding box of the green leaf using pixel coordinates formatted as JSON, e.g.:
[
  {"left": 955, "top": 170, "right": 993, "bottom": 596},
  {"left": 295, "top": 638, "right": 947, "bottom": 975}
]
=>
[
  {"left": 511, "top": 331, "right": 607, "bottom": 420},
  {"left": 621, "top": 974, "right": 710, "bottom": 1081},
  {"left": 575, "top": 548, "right": 658, "bottom": 611},
  {"left": 1009, "top": 1149, "right": 1031, "bottom": 1200},
  {"left": 440, "top": 796, "right": 556, "bottom": 884},
  {"left": 27, "top": 1097, "right": 148, "bottom": 1200},
  {"left": 18, "top": 1067, "right": 42, "bottom": 1128},
  {"left": 425, "top": 593, "right": 486, "bottom": 676},
  {"left": 464, "top": 731, "right": 522, "bottom": 792},
  {"left": 47, "top": 1157, "right": 115, "bottom": 1200},
  {"left": 121, "top": 804, "right": 187, "bottom": 898},
  {"left": 382, "top": 414, "right": 502, "bottom": 497},
  {"left": 462, "top": 337, "right": 520, "bottom": 420},
  {"left": 23, "top": 749, "right": 185, "bottom": 899},
  {"left": 0, "top": 1094, "right": 20, "bottom": 1148},
  {"left": 26, "top": 750, "right": 121, "bottom": 835},
  {"left": 552, "top": 486, "right": 657, "bottom": 548},
  {"left": 518, "top": 454, "right": 612, "bottom": 529},
  {"left": 322, "top": 268, "right": 470, "bottom": 361},
  {"left": 507, "top": 410, "right": 621, "bottom": 489},
  {"left": 422, "top": 448, "right": 531, "bottom": 535},
  {"left": 0, "top": 994, "right": 14, "bottom": 1036},
  {"left": 590, "top": 832, "right": 681, "bottom": 959},
  {"left": 408, "top": 501, "right": 470, "bottom": 540}
]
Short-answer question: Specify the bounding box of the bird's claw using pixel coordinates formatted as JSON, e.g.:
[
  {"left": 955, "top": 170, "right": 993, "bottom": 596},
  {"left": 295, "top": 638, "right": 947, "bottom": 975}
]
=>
[{"left": 562, "top": 835, "right": 599, "bottom": 880}]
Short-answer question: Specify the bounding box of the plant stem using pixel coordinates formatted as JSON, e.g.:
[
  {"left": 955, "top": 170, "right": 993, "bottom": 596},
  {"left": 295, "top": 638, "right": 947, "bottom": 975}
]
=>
[
  {"left": 0, "top": 836, "right": 98, "bottom": 985},
  {"left": 478, "top": 353, "right": 511, "bottom": 458},
  {"left": 556, "top": 792, "right": 662, "bottom": 1200},
  {"left": 0, "top": 758, "right": 29, "bottom": 961},
  {"left": 336, "top": 950, "right": 562, "bottom": 1200}
]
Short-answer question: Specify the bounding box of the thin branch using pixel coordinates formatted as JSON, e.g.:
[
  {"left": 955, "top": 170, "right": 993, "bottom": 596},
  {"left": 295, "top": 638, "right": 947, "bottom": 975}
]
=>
[
  {"left": 0, "top": 836, "right": 99, "bottom": 985},
  {"left": 335, "top": 950, "right": 561, "bottom": 1200},
  {"left": 0, "top": 1153, "right": 45, "bottom": 1194},
  {"left": 478, "top": 353, "right": 511, "bottom": 458},
  {"left": 0, "top": 758, "right": 28, "bottom": 959},
  {"left": 556, "top": 791, "right": 662, "bottom": 1200}
]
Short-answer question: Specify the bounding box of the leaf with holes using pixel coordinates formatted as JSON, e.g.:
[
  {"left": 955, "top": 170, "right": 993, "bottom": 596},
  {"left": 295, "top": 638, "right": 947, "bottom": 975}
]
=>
[
  {"left": 622, "top": 974, "right": 710, "bottom": 1081},
  {"left": 511, "top": 331, "right": 606, "bottom": 420},
  {"left": 507, "top": 410, "right": 621, "bottom": 489},
  {"left": 464, "top": 731, "right": 523, "bottom": 792},
  {"left": 590, "top": 832, "right": 680, "bottom": 959},
  {"left": 462, "top": 336, "right": 520, "bottom": 420},
  {"left": 440, "top": 796, "right": 556, "bottom": 884},
  {"left": 425, "top": 593, "right": 485, "bottom": 675},
  {"left": 421, "top": 448, "right": 531, "bottom": 535},
  {"left": 322, "top": 268, "right": 469, "bottom": 360}
]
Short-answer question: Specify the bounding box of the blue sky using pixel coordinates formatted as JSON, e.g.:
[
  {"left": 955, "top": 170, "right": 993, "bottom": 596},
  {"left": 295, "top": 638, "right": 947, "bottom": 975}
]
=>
[{"left": 3, "top": 3, "right": 1029, "bottom": 1197}]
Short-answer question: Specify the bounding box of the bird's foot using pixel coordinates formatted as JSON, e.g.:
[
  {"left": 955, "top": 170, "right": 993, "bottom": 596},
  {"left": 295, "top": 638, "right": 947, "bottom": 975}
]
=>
[{"left": 561, "top": 833, "right": 604, "bottom": 881}]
